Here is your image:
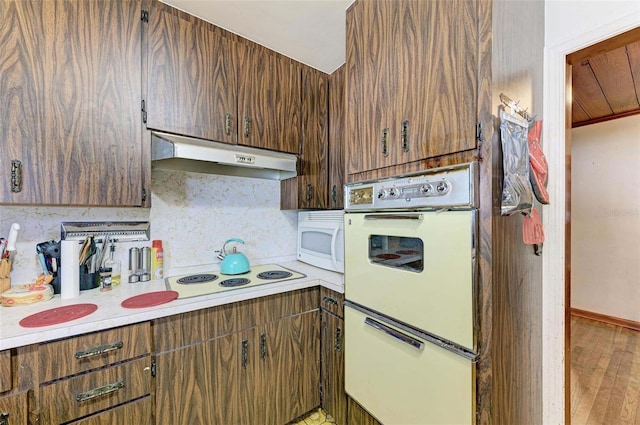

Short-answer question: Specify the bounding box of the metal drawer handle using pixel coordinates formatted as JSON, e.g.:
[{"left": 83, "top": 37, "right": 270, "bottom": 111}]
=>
[
  {"left": 401, "top": 120, "right": 409, "bottom": 152},
  {"left": 260, "top": 333, "right": 267, "bottom": 360},
  {"left": 323, "top": 295, "right": 338, "bottom": 306},
  {"left": 76, "top": 380, "right": 125, "bottom": 402},
  {"left": 363, "top": 214, "right": 423, "bottom": 221},
  {"left": 0, "top": 412, "right": 9, "bottom": 425},
  {"left": 364, "top": 317, "right": 423, "bottom": 350},
  {"left": 243, "top": 116, "right": 251, "bottom": 138},
  {"left": 10, "top": 160, "right": 22, "bottom": 193},
  {"left": 241, "top": 339, "right": 249, "bottom": 368},
  {"left": 75, "top": 341, "right": 123, "bottom": 359},
  {"left": 335, "top": 327, "right": 342, "bottom": 352},
  {"left": 381, "top": 128, "right": 389, "bottom": 157}
]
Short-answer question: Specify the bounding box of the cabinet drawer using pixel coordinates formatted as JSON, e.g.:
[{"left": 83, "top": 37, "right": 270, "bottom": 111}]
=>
[
  {"left": 0, "top": 350, "right": 11, "bottom": 393},
  {"left": 39, "top": 322, "right": 151, "bottom": 382},
  {"left": 67, "top": 395, "right": 152, "bottom": 425},
  {"left": 320, "top": 287, "right": 344, "bottom": 318},
  {"left": 0, "top": 391, "right": 27, "bottom": 425},
  {"left": 39, "top": 356, "right": 152, "bottom": 425}
]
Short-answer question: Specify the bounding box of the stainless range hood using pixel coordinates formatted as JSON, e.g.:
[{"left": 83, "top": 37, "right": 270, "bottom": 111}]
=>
[{"left": 151, "top": 132, "right": 297, "bottom": 180}]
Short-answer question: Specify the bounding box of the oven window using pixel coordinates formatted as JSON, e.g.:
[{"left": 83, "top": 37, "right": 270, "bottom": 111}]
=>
[{"left": 368, "top": 235, "right": 423, "bottom": 272}]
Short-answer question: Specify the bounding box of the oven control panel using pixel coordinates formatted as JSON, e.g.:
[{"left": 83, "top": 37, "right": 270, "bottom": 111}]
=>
[{"left": 345, "top": 162, "right": 477, "bottom": 210}]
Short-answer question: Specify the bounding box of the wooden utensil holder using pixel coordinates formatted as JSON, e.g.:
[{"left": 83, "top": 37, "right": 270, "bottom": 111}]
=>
[{"left": 0, "top": 259, "right": 12, "bottom": 293}]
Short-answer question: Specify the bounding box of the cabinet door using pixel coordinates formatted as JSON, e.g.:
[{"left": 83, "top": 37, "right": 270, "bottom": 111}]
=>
[
  {"left": 345, "top": 0, "right": 396, "bottom": 175},
  {"left": 0, "top": 0, "right": 144, "bottom": 206},
  {"left": 328, "top": 65, "right": 345, "bottom": 209},
  {"left": 0, "top": 391, "right": 27, "bottom": 425},
  {"left": 68, "top": 396, "right": 152, "bottom": 425},
  {"left": 0, "top": 350, "right": 11, "bottom": 393},
  {"left": 346, "top": 0, "right": 479, "bottom": 176},
  {"left": 395, "top": 0, "right": 478, "bottom": 165},
  {"left": 321, "top": 312, "right": 346, "bottom": 425},
  {"left": 256, "top": 311, "right": 320, "bottom": 424},
  {"left": 238, "top": 42, "right": 301, "bottom": 154},
  {"left": 146, "top": 3, "right": 237, "bottom": 144}
]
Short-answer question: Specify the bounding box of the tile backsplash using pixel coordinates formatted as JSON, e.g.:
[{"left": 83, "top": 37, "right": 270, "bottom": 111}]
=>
[{"left": 0, "top": 169, "right": 298, "bottom": 284}]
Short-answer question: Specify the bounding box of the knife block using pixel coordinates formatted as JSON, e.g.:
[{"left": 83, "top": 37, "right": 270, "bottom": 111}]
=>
[{"left": 0, "top": 259, "right": 12, "bottom": 293}]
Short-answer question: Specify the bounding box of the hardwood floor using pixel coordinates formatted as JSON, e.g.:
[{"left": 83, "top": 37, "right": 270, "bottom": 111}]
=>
[{"left": 571, "top": 315, "right": 640, "bottom": 424}]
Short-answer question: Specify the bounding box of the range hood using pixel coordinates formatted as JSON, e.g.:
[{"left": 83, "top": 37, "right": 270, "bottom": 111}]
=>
[{"left": 151, "top": 132, "right": 297, "bottom": 180}]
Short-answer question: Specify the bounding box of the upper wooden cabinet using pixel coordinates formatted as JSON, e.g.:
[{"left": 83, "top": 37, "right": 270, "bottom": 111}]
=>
[
  {"left": 328, "top": 65, "right": 346, "bottom": 209},
  {"left": 237, "top": 42, "right": 302, "bottom": 154},
  {"left": 0, "top": 0, "right": 145, "bottom": 206},
  {"left": 345, "top": 0, "right": 479, "bottom": 176},
  {"left": 145, "top": 2, "right": 237, "bottom": 144}
]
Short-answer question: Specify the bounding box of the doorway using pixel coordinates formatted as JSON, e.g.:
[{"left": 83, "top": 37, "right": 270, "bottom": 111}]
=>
[
  {"left": 564, "top": 27, "right": 640, "bottom": 425},
  {"left": 543, "top": 10, "right": 640, "bottom": 424}
]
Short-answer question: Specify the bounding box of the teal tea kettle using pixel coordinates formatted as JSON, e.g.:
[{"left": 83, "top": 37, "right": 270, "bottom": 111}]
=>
[{"left": 218, "top": 238, "right": 250, "bottom": 275}]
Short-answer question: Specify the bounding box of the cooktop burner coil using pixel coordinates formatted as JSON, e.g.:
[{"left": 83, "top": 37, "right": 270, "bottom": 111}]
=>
[
  {"left": 177, "top": 274, "right": 218, "bottom": 284},
  {"left": 256, "top": 270, "right": 293, "bottom": 280},
  {"left": 219, "top": 278, "right": 251, "bottom": 287}
]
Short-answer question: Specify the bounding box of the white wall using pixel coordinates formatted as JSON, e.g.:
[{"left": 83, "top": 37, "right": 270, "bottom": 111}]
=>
[
  {"left": 0, "top": 169, "right": 298, "bottom": 285},
  {"left": 544, "top": 1, "right": 640, "bottom": 423},
  {"left": 571, "top": 115, "right": 640, "bottom": 322}
]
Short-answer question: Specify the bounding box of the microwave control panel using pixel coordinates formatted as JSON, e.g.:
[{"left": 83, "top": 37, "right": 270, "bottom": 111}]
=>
[{"left": 345, "top": 162, "right": 477, "bottom": 210}]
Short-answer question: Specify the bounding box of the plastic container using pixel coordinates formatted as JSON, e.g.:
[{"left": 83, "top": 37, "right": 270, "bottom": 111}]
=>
[{"left": 151, "top": 240, "right": 164, "bottom": 280}]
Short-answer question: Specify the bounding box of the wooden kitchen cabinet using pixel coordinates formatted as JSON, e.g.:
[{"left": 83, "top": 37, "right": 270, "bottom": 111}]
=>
[
  {"left": 0, "top": 0, "right": 147, "bottom": 206},
  {"left": 321, "top": 311, "right": 346, "bottom": 425},
  {"left": 0, "top": 350, "right": 10, "bottom": 394},
  {"left": 154, "top": 288, "right": 320, "bottom": 425},
  {"left": 345, "top": 0, "right": 478, "bottom": 177},
  {"left": 238, "top": 41, "right": 302, "bottom": 154},
  {"left": 145, "top": 1, "right": 237, "bottom": 144},
  {"left": 281, "top": 66, "right": 329, "bottom": 209},
  {"left": 67, "top": 396, "right": 153, "bottom": 425},
  {"left": 328, "top": 65, "right": 346, "bottom": 209},
  {"left": 35, "top": 323, "right": 153, "bottom": 425},
  {"left": 0, "top": 391, "right": 28, "bottom": 425}
]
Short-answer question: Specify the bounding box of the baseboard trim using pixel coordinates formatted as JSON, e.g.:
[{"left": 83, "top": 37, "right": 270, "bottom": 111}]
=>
[{"left": 571, "top": 308, "right": 640, "bottom": 332}]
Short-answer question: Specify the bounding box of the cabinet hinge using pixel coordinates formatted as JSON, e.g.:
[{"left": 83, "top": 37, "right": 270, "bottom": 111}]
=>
[
  {"left": 151, "top": 358, "right": 156, "bottom": 377},
  {"left": 141, "top": 99, "right": 147, "bottom": 124},
  {"left": 141, "top": 10, "right": 149, "bottom": 23},
  {"left": 142, "top": 188, "right": 147, "bottom": 203},
  {"left": 476, "top": 122, "right": 483, "bottom": 142}
]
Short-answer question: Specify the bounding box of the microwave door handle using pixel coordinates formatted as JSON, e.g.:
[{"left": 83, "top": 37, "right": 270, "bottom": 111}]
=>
[{"left": 330, "top": 226, "right": 340, "bottom": 271}]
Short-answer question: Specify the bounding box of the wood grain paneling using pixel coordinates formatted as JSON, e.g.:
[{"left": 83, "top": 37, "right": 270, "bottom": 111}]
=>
[
  {"left": 0, "top": 0, "right": 144, "bottom": 206},
  {"left": 589, "top": 48, "right": 639, "bottom": 114},
  {"left": 248, "top": 287, "right": 320, "bottom": 328},
  {"left": 0, "top": 391, "right": 28, "bottom": 425},
  {"left": 238, "top": 41, "right": 302, "bottom": 154},
  {"left": 39, "top": 356, "right": 152, "bottom": 425},
  {"left": 328, "top": 64, "right": 346, "bottom": 209},
  {"left": 347, "top": 396, "right": 381, "bottom": 425},
  {"left": 0, "top": 0, "right": 45, "bottom": 204},
  {"left": 39, "top": 322, "right": 151, "bottom": 383},
  {"left": 345, "top": 0, "right": 477, "bottom": 177},
  {"left": 146, "top": 2, "right": 237, "bottom": 144},
  {"left": 68, "top": 396, "right": 152, "bottom": 425},
  {"left": 321, "top": 312, "right": 346, "bottom": 425},
  {"left": 320, "top": 287, "right": 344, "bottom": 319},
  {"left": 0, "top": 350, "right": 11, "bottom": 393}
]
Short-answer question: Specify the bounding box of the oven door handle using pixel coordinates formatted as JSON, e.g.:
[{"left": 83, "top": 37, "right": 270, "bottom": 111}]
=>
[
  {"left": 363, "top": 214, "right": 423, "bottom": 221},
  {"left": 364, "top": 317, "right": 424, "bottom": 350}
]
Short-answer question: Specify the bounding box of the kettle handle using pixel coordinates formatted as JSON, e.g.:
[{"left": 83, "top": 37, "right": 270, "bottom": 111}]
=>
[{"left": 222, "top": 238, "right": 245, "bottom": 256}]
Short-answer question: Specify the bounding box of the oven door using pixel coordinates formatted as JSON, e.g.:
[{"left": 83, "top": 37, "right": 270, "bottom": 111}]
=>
[
  {"left": 344, "top": 304, "right": 473, "bottom": 425},
  {"left": 344, "top": 209, "right": 475, "bottom": 350}
]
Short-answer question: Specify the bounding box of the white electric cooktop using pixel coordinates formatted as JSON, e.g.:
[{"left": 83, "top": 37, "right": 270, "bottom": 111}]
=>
[{"left": 165, "top": 264, "right": 306, "bottom": 299}]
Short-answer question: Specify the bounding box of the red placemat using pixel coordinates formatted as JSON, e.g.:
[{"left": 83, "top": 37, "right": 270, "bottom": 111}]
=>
[
  {"left": 121, "top": 291, "right": 179, "bottom": 309},
  {"left": 19, "top": 303, "right": 98, "bottom": 328}
]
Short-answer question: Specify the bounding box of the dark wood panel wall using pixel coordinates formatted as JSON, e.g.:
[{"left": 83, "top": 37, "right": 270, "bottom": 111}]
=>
[{"left": 485, "top": 0, "right": 545, "bottom": 424}]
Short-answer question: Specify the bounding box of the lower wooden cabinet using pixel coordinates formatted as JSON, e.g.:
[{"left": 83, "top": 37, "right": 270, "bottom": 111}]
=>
[
  {"left": 0, "top": 350, "right": 11, "bottom": 394},
  {"left": 0, "top": 391, "right": 28, "bottom": 425},
  {"left": 155, "top": 289, "right": 320, "bottom": 425},
  {"left": 321, "top": 311, "right": 346, "bottom": 425},
  {"left": 347, "top": 396, "right": 382, "bottom": 425},
  {"left": 67, "top": 396, "right": 153, "bottom": 425}
]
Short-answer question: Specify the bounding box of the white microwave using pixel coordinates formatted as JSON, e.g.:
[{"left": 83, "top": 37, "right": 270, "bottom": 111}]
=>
[{"left": 297, "top": 211, "right": 344, "bottom": 273}]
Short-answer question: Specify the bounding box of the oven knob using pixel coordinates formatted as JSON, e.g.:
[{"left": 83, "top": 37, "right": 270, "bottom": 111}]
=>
[
  {"left": 377, "top": 189, "right": 387, "bottom": 199},
  {"left": 388, "top": 187, "right": 399, "bottom": 198},
  {"left": 436, "top": 181, "right": 449, "bottom": 194},
  {"left": 420, "top": 184, "right": 433, "bottom": 196}
]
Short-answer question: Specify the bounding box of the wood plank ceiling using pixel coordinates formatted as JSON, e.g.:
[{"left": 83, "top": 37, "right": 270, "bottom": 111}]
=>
[{"left": 569, "top": 27, "right": 640, "bottom": 128}]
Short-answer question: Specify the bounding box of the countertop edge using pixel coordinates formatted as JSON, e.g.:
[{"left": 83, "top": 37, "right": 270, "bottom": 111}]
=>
[{"left": 0, "top": 262, "right": 343, "bottom": 351}]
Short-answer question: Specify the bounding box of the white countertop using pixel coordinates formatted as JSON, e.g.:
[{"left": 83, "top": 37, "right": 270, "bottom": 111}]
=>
[{"left": 0, "top": 261, "right": 343, "bottom": 351}]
